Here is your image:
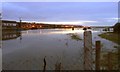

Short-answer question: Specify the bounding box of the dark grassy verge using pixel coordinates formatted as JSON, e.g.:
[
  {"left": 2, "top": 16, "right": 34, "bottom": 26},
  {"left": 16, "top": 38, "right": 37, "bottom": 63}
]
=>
[{"left": 98, "top": 32, "right": 119, "bottom": 45}]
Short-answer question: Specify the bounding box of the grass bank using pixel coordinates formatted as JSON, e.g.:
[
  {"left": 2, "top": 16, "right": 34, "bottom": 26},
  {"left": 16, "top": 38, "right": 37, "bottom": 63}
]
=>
[
  {"left": 98, "top": 32, "right": 119, "bottom": 70},
  {"left": 98, "top": 32, "right": 119, "bottom": 45}
]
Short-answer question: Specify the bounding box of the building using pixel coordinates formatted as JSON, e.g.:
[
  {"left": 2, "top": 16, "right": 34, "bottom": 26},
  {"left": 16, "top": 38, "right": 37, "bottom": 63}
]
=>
[
  {"left": 2, "top": 20, "right": 18, "bottom": 30},
  {"left": 2, "top": 20, "right": 21, "bottom": 40}
]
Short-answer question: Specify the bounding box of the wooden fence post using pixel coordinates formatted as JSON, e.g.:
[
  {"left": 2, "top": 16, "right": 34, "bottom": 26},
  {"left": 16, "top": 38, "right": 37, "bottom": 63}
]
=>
[
  {"left": 84, "top": 31, "right": 93, "bottom": 70},
  {"left": 0, "top": 15, "right": 2, "bottom": 71},
  {"left": 95, "top": 40, "right": 101, "bottom": 70},
  {"left": 107, "top": 52, "right": 112, "bottom": 70}
]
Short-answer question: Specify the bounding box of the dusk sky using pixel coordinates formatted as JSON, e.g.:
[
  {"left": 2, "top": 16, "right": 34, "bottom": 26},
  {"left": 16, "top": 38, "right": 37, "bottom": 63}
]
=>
[{"left": 2, "top": 2, "right": 119, "bottom": 26}]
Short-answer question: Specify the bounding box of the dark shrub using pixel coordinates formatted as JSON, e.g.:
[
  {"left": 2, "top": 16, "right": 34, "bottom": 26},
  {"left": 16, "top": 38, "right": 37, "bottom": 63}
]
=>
[{"left": 114, "top": 22, "right": 120, "bottom": 33}]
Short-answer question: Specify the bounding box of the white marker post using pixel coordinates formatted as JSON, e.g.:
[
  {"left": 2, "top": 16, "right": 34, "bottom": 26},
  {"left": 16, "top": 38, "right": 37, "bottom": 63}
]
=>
[{"left": 84, "top": 31, "right": 93, "bottom": 70}]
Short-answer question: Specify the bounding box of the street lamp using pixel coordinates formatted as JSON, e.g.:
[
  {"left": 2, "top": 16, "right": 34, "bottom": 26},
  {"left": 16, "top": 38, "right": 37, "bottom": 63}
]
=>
[{"left": 19, "top": 17, "right": 22, "bottom": 30}]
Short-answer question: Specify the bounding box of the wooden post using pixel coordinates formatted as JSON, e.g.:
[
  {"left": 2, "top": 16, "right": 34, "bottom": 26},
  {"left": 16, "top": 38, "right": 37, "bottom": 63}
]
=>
[
  {"left": 118, "top": 46, "right": 120, "bottom": 70},
  {"left": 118, "top": 2, "right": 120, "bottom": 70},
  {"left": 107, "top": 52, "right": 112, "bottom": 70},
  {"left": 84, "top": 31, "right": 93, "bottom": 70},
  {"left": 0, "top": 13, "right": 2, "bottom": 72},
  {"left": 95, "top": 41, "right": 101, "bottom": 70},
  {"left": 0, "top": 13, "right": 2, "bottom": 44},
  {"left": 72, "top": 27, "right": 74, "bottom": 30}
]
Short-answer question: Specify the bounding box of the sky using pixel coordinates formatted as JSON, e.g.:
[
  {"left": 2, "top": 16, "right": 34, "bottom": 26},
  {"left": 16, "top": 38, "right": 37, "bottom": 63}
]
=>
[
  {"left": 1, "top": 0, "right": 120, "bottom": 2},
  {"left": 2, "top": 2, "right": 119, "bottom": 26}
]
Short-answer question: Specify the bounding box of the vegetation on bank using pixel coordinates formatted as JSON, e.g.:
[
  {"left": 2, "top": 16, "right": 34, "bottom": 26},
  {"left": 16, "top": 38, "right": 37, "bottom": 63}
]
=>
[
  {"left": 67, "top": 33, "right": 82, "bottom": 41},
  {"left": 98, "top": 32, "right": 119, "bottom": 45},
  {"left": 114, "top": 22, "right": 120, "bottom": 33},
  {"left": 100, "top": 51, "right": 119, "bottom": 70},
  {"left": 98, "top": 32, "right": 119, "bottom": 70}
]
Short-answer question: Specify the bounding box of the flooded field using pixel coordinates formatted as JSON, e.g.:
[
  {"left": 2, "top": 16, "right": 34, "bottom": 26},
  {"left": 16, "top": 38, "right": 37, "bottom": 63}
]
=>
[{"left": 2, "top": 28, "right": 118, "bottom": 70}]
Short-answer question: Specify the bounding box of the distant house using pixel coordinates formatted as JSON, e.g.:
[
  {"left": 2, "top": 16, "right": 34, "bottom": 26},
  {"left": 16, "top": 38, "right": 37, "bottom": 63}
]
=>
[
  {"left": 114, "top": 22, "right": 120, "bottom": 33},
  {"left": 2, "top": 20, "right": 18, "bottom": 30}
]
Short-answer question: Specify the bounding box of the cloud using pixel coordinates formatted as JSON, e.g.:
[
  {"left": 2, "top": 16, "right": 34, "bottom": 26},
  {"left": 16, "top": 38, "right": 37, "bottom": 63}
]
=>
[
  {"left": 22, "top": 20, "right": 98, "bottom": 25},
  {"left": 104, "top": 17, "right": 119, "bottom": 22},
  {"left": 2, "top": 2, "right": 117, "bottom": 26},
  {"left": 81, "top": 20, "right": 98, "bottom": 23},
  {"left": 107, "top": 17, "right": 119, "bottom": 20}
]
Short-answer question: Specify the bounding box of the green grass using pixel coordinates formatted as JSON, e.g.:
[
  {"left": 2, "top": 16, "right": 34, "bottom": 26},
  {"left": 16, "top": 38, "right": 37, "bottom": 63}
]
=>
[
  {"left": 100, "top": 52, "right": 118, "bottom": 70},
  {"left": 98, "top": 32, "right": 119, "bottom": 45},
  {"left": 98, "top": 32, "right": 119, "bottom": 70}
]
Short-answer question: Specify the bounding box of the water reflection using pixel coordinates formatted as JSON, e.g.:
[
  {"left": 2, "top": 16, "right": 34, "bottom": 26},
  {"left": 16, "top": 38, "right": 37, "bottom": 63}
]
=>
[
  {"left": 3, "top": 28, "right": 85, "bottom": 70},
  {"left": 49, "top": 29, "right": 84, "bottom": 34},
  {"left": 22, "top": 28, "right": 84, "bottom": 36},
  {"left": 2, "top": 28, "right": 119, "bottom": 70},
  {"left": 2, "top": 30, "right": 21, "bottom": 41}
]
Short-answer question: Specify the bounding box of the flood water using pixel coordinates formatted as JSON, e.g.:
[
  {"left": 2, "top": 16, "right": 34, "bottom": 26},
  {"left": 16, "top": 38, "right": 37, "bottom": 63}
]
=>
[{"left": 2, "top": 28, "right": 118, "bottom": 70}]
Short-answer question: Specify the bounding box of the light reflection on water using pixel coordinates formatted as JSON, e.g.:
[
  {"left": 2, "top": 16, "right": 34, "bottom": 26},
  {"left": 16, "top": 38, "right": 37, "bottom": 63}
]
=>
[
  {"left": 3, "top": 28, "right": 85, "bottom": 70},
  {"left": 22, "top": 28, "right": 84, "bottom": 35},
  {"left": 2, "top": 28, "right": 118, "bottom": 70}
]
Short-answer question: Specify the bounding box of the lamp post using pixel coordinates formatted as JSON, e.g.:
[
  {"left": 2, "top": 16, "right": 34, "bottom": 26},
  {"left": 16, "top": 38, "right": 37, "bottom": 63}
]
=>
[{"left": 19, "top": 17, "right": 22, "bottom": 31}]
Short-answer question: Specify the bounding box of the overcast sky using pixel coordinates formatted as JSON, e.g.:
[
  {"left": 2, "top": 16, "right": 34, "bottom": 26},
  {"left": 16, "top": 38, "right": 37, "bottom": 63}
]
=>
[{"left": 2, "top": 2, "right": 119, "bottom": 26}]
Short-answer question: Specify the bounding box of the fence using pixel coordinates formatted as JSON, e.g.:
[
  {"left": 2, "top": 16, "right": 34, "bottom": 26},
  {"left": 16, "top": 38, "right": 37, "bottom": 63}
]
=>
[{"left": 42, "top": 30, "right": 119, "bottom": 71}]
